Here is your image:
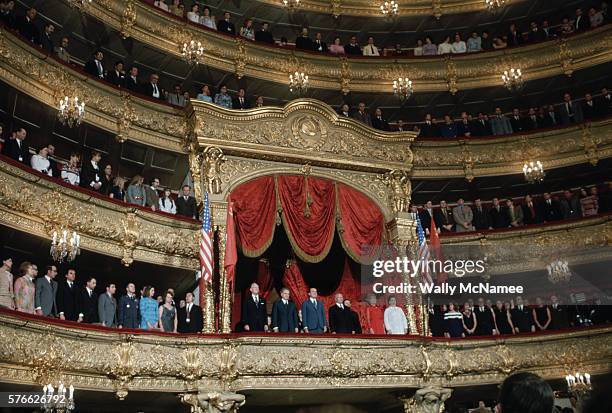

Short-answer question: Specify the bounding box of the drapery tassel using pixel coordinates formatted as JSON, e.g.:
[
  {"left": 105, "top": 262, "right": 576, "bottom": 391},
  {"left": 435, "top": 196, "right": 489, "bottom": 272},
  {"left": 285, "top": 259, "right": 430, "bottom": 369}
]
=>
[
  {"left": 275, "top": 207, "right": 282, "bottom": 226},
  {"left": 303, "top": 175, "right": 312, "bottom": 218},
  {"left": 336, "top": 213, "right": 345, "bottom": 234}
]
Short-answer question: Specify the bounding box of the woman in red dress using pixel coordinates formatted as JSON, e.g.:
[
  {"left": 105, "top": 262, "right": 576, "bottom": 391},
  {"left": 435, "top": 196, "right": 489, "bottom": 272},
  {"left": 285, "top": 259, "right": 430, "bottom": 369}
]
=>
[{"left": 365, "top": 294, "right": 385, "bottom": 334}]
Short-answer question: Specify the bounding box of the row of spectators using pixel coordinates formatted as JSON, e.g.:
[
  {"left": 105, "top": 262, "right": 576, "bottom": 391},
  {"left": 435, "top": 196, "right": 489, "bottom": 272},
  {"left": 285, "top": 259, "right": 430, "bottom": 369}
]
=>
[{"left": 147, "top": 0, "right": 609, "bottom": 56}]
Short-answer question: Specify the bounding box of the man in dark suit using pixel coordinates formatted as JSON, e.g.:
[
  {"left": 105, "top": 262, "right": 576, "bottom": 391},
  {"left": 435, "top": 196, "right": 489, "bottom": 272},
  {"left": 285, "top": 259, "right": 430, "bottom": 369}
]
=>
[
  {"left": 541, "top": 105, "right": 559, "bottom": 128},
  {"left": 371, "top": 108, "right": 390, "bottom": 131},
  {"left": 521, "top": 194, "right": 542, "bottom": 225},
  {"left": 344, "top": 36, "right": 361, "bottom": 55},
  {"left": 242, "top": 282, "right": 268, "bottom": 332},
  {"left": 176, "top": 185, "right": 198, "bottom": 219},
  {"left": 582, "top": 93, "right": 598, "bottom": 120},
  {"left": 344, "top": 299, "right": 362, "bottom": 334},
  {"left": 510, "top": 296, "right": 535, "bottom": 333},
  {"left": 456, "top": 112, "right": 473, "bottom": 137},
  {"left": 312, "top": 32, "right": 327, "bottom": 53},
  {"left": 141, "top": 73, "right": 164, "bottom": 100},
  {"left": 472, "top": 199, "right": 491, "bottom": 230},
  {"left": 217, "top": 11, "right": 236, "bottom": 35},
  {"left": 509, "top": 108, "right": 523, "bottom": 133},
  {"left": 2, "top": 127, "right": 29, "bottom": 164},
  {"left": 84, "top": 50, "right": 106, "bottom": 79},
  {"left": 489, "top": 198, "right": 509, "bottom": 228},
  {"left": 538, "top": 192, "right": 562, "bottom": 222},
  {"left": 254, "top": 22, "right": 274, "bottom": 44},
  {"left": 124, "top": 66, "right": 139, "bottom": 91},
  {"left": 559, "top": 93, "right": 584, "bottom": 125},
  {"left": 77, "top": 276, "right": 98, "bottom": 323},
  {"left": 597, "top": 88, "right": 612, "bottom": 116},
  {"left": 295, "top": 27, "right": 313, "bottom": 50},
  {"left": 232, "top": 88, "right": 251, "bottom": 110},
  {"left": 434, "top": 200, "right": 454, "bottom": 232},
  {"left": 57, "top": 269, "right": 78, "bottom": 321},
  {"left": 40, "top": 23, "right": 55, "bottom": 53},
  {"left": 328, "top": 293, "right": 356, "bottom": 334},
  {"left": 419, "top": 201, "right": 437, "bottom": 233},
  {"left": 418, "top": 114, "right": 438, "bottom": 138},
  {"left": 177, "top": 292, "right": 203, "bottom": 333},
  {"left": 271, "top": 288, "right": 299, "bottom": 333},
  {"left": 301, "top": 287, "right": 327, "bottom": 333},
  {"left": 522, "top": 108, "right": 539, "bottom": 131},
  {"left": 107, "top": 61, "right": 126, "bottom": 87},
  {"left": 16, "top": 7, "right": 40, "bottom": 44},
  {"left": 80, "top": 150, "right": 102, "bottom": 192},
  {"left": 559, "top": 189, "right": 581, "bottom": 219},
  {"left": 549, "top": 295, "right": 569, "bottom": 330},
  {"left": 117, "top": 282, "right": 140, "bottom": 329},
  {"left": 471, "top": 112, "right": 492, "bottom": 136},
  {"left": 353, "top": 102, "right": 372, "bottom": 127},
  {"left": 474, "top": 298, "right": 496, "bottom": 336},
  {"left": 35, "top": 265, "right": 58, "bottom": 317},
  {"left": 574, "top": 8, "right": 590, "bottom": 31},
  {"left": 506, "top": 23, "right": 523, "bottom": 47},
  {"left": 527, "top": 21, "right": 546, "bottom": 43}
]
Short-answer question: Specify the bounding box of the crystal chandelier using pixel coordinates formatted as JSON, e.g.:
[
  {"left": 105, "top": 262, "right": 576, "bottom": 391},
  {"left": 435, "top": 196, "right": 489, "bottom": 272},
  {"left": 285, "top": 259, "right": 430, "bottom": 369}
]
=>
[
  {"left": 485, "top": 0, "right": 505, "bottom": 11},
  {"left": 57, "top": 96, "right": 85, "bottom": 128},
  {"left": 380, "top": 1, "right": 399, "bottom": 16},
  {"left": 50, "top": 229, "right": 81, "bottom": 263},
  {"left": 546, "top": 260, "right": 571, "bottom": 283},
  {"left": 393, "top": 77, "right": 413, "bottom": 101},
  {"left": 501, "top": 68, "right": 524, "bottom": 91},
  {"left": 566, "top": 372, "right": 592, "bottom": 399},
  {"left": 181, "top": 40, "right": 204, "bottom": 65},
  {"left": 43, "top": 383, "right": 75, "bottom": 412},
  {"left": 283, "top": 0, "right": 300, "bottom": 7},
  {"left": 522, "top": 160, "right": 545, "bottom": 183},
  {"left": 289, "top": 71, "right": 309, "bottom": 94}
]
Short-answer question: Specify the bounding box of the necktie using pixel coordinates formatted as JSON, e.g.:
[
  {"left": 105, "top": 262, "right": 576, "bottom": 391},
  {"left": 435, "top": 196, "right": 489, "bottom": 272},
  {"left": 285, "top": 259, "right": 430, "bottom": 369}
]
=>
[
  {"left": 68, "top": 282, "right": 72, "bottom": 289},
  {"left": 371, "top": 45, "right": 374, "bottom": 54},
  {"left": 153, "top": 84, "right": 158, "bottom": 96},
  {"left": 312, "top": 299, "right": 317, "bottom": 308}
]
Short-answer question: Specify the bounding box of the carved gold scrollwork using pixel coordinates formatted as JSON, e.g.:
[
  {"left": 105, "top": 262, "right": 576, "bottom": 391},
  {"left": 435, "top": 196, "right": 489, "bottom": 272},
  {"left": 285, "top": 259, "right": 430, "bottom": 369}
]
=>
[
  {"left": 445, "top": 56, "right": 458, "bottom": 95},
  {"left": 116, "top": 92, "right": 138, "bottom": 143},
  {"left": 400, "top": 387, "right": 453, "bottom": 413},
  {"left": 459, "top": 140, "right": 475, "bottom": 182},
  {"left": 105, "top": 340, "right": 136, "bottom": 400},
  {"left": 339, "top": 56, "right": 351, "bottom": 93},
  {"left": 559, "top": 37, "right": 574, "bottom": 77},
  {"left": 218, "top": 343, "right": 238, "bottom": 389},
  {"left": 121, "top": 211, "right": 140, "bottom": 266},
  {"left": 203, "top": 147, "right": 226, "bottom": 195},
  {"left": 234, "top": 38, "right": 246, "bottom": 79},
  {"left": 432, "top": 0, "right": 443, "bottom": 19},
  {"left": 179, "top": 348, "right": 205, "bottom": 382},
  {"left": 383, "top": 170, "right": 412, "bottom": 214},
  {"left": 581, "top": 124, "right": 601, "bottom": 166},
  {"left": 120, "top": 0, "right": 137, "bottom": 39},
  {"left": 331, "top": 0, "right": 342, "bottom": 18}
]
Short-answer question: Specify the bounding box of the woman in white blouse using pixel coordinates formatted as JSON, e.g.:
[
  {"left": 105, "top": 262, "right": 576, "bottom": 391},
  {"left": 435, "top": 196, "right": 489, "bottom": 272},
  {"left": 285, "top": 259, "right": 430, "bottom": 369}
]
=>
[
  {"left": 437, "top": 35, "right": 452, "bottom": 54},
  {"left": 186, "top": 4, "right": 200, "bottom": 24},
  {"left": 240, "top": 18, "right": 255, "bottom": 41},
  {"left": 158, "top": 189, "right": 176, "bottom": 214},
  {"left": 200, "top": 6, "right": 216, "bottom": 30},
  {"left": 451, "top": 33, "right": 467, "bottom": 54},
  {"left": 384, "top": 296, "right": 408, "bottom": 334},
  {"left": 153, "top": 0, "right": 169, "bottom": 12},
  {"left": 30, "top": 146, "right": 52, "bottom": 176},
  {"left": 61, "top": 152, "right": 80, "bottom": 186}
]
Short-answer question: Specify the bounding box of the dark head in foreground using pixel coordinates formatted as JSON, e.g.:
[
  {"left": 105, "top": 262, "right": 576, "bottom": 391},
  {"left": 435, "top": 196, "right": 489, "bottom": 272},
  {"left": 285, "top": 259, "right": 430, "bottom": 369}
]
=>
[{"left": 498, "top": 372, "right": 554, "bottom": 413}]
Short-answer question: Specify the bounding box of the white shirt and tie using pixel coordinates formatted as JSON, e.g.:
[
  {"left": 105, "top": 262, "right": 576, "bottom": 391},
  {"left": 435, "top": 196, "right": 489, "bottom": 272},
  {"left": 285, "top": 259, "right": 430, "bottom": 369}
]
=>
[
  {"left": 16, "top": 139, "right": 24, "bottom": 161},
  {"left": 310, "top": 298, "right": 317, "bottom": 308},
  {"left": 363, "top": 44, "right": 379, "bottom": 56},
  {"left": 186, "top": 302, "right": 193, "bottom": 322},
  {"left": 151, "top": 83, "right": 160, "bottom": 98},
  {"left": 95, "top": 59, "right": 104, "bottom": 78}
]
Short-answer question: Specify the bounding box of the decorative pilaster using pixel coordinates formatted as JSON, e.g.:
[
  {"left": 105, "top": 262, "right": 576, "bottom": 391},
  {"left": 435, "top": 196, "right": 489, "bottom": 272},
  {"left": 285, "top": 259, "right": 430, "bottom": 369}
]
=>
[
  {"left": 120, "top": 0, "right": 137, "bottom": 39},
  {"left": 217, "top": 222, "right": 232, "bottom": 333},
  {"left": 180, "top": 389, "right": 246, "bottom": 413},
  {"left": 400, "top": 387, "right": 453, "bottom": 413}
]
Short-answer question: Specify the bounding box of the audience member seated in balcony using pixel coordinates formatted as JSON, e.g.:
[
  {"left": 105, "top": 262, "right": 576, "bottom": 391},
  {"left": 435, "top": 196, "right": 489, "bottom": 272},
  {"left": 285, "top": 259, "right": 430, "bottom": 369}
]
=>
[
  {"left": 98, "top": 164, "right": 112, "bottom": 196},
  {"left": 123, "top": 66, "right": 138, "bottom": 91},
  {"left": 492, "top": 36, "right": 507, "bottom": 49},
  {"left": 45, "top": 144, "right": 59, "bottom": 178},
  {"left": 589, "top": 7, "right": 605, "bottom": 28},
  {"left": 2, "top": 127, "right": 28, "bottom": 164},
  {"left": 186, "top": 3, "right": 199, "bottom": 24},
  {"left": 167, "top": 84, "right": 186, "bottom": 107},
  {"left": 98, "top": 282, "right": 117, "bottom": 327},
  {"left": 474, "top": 297, "right": 497, "bottom": 336},
  {"left": 158, "top": 189, "right": 177, "bottom": 214},
  {"left": 217, "top": 11, "right": 236, "bottom": 35},
  {"left": 279, "top": 37, "right": 288, "bottom": 47},
  {"left": 440, "top": 115, "right": 458, "bottom": 138},
  {"left": 107, "top": 60, "right": 125, "bottom": 87},
  {"left": 490, "top": 107, "right": 513, "bottom": 136},
  {"left": 481, "top": 30, "right": 493, "bottom": 51},
  {"left": 176, "top": 184, "right": 197, "bottom": 219},
  {"left": 497, "top": 372, "right": 554, "bottom": 413},
  {"left": 139, "top": 285, "right": 159, "bottom": 330},
  {"left": 30, "top": 146, "right": 52, "bottom": 176},
  {"left": 84, "top": 50, "right": 106, "bottom": 80},
  {"left": 456, "top": 112, "right": 473, "bottom": 137},
  {"left": 301, "top": 287, "right": 327, "bottom": 333},
  {"left": 472, "top": 199, "right": 491, "bottom": 230},
  {"left": 600, "top": 88, "right": 612, "bottom": 114},
  {"left": 493, "top": 301, "right": 514, "bottom": 335},
  {"left": 107, "top": 176, "right": 125, "bottom": 201},
  {"left": 312, "top": 32, "right": 327, "bottom": 53},
  {"left": 338, "top": 103, "right": 350, "bottom": 117},
  {"left": 159, "top": 291, "right": 177, "bottom": 333},
  {"left": 80, "top": 150, "right": 102, "bottom": 192},
  {"left": 574, "top": 8, "right": 590, "bottom": 31},
  {"left": 541, "top": 104, "right": 558, "bottom": 127},
  {"left": 384, "top": 296, "right": 407, "bottom": 335},
  {"left": 328, "top": 293, "right": 356, "bottom": 334},
  {"left": 16, "top": 7, "right": 39, "bottom": 44},
  {"left": 14, "top": 261, "right": 35, "bottom": 313},
  {"left": 421, "top": 36, "right": 437, "bottom": 55},
  {"left": 270, "top": 288, "right": 298, "bottom": 333},
  {"left": 509, "top": 108, "right": 523, "bottom": 133},
  {"left": 143, "top": 73, "right": 163, "bottom": 100},
  {"left": 255, "top": 22, "right": 274, "bottom": 44},
  {"left": 242, "top": 282, "right": 268, "bottom": 332},
  {"left": 559, "top": 189, "right": 581, "bottom": 219},
  {"left": 363, "top": 294, "right": 384, "bottom": 334},
  {"left": 507, "top": 23, "right": 523, "bottom": 47},
  {"left": 372, "top": 108, "right": 390, "bottom": 131},
  {"left": 438, "top": 35, "right": 452, "bottom": 55},
  {"left": 344, "top": 35, "right": 361, "bottom": 55},
  {"left": 435, "top": 200, "right": 455, "bottom": 232},
  {"left": 418, "top": 114, "right": 438, "bottom": 138},
  {"left": 521, "top": 194, "right": 541, "bottom": 225},
  {"left": 363, "top": 36, "right": 380, "bottom": 56},
  {"left": 214, "top": 84, "right": 232, "bottom": 109},
  {"left": 412, "top": 39, "right": 423, "bottom": 56},
  {"left": 0, "top": 256, "right": 14, "bottom": 310},
  {"left": 40, "top": 23, "right": 54, "bottom": 53},
  {"left": 523, "top": 108, "right": 539, "bottom": 130},
  {"left": 178, "top": 291, "right": 203, "bottom": 333},
  {"left": 451, "top": 33, "right": 467, "bottom": 54},
  {"left": 154, "top": 0, "right": 168, "bottom": 12},
  {"left": 196, "top": 84, "right": 213, "bottom": 103},
  {"left": 60, "top": 153, "right": 80, "bottom": 186},
  {"left": 255, "top": 95, "right": 264, "bottom": 108},
  {"left": 0, "top": 1, "right": 15, "bottom": 27},
  {"left": 466, "top": 31, "right": 481, "bottom": 53},
  {"left": 168, "top": 0, "right": 183, "bottom": 18},
  {"left": 54, "top": 36, "right": 71, "bottom": 63},
  {"left": 560, "top": 16, "right": 574, "bottom": 35},
  {"left": 144, "top": 178, "right": 160, "bottom": 211},
  {"left": 582, "top": 93, "right": 598, "bottom": 120},
  {"left": 233, "top": 88, "right": 251, "bottom": 110},
  {"left": 444, "top": 303, "right": 464, "bottom": 338},
  {"left": 452, "top": 198, "right": 473, "bottom": 232},
  {"left": 126, "top": 175, "right": 147, "bottom": 207},
  {"left": 560, "top": 92, "right": 584, "bottom": 125},
  {"left": 506, "top": 199, "right": 523, "bottom": 227},
  {"left": 473, "top": 112, "right": 493, "bottom": 136},
  {"left": 198, "top": 6, "right": 215, "bottom": 30},
  {"left": 580, "top": 187, "right": 599, "bottom": 216},
  {"left": 489, "top": 197, "right": 509, "bottom": 228},
  {"left": 328, "top": 36, "right": 344, "bottom": 55},
  {"left": 117, "top": 282, "right": 139, "bottom": 329},
  {"left": 353, "top": 102, "right": 372, "bottom": 127},
  {"left": 240, "top": 18, "right": 255, "bottom": 41},
  {"left": 462, "top": 303, "right": 477, "bottom": 336},
  {"left": 532, "top": 297, "right": 552, "bottom": 331},
  {"left": 295, "top": 27, "right": 313, "bottom": 51},
  {"left": 539, "top": 192, "right": 562, "bottom": 222}
]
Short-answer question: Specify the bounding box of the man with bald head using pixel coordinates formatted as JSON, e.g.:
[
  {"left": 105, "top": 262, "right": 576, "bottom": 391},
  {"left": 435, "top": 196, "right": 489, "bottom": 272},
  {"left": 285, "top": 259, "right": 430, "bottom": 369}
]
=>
[
  {"left": 328, "top": 293, "right": 356, "bottom": 334},
  {"left": 241, "top": 282, "right": 268, "bottom": 332}
]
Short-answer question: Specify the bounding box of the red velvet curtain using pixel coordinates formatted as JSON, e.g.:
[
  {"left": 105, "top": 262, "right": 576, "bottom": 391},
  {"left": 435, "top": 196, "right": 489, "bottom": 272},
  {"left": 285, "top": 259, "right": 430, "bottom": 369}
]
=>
[
  {"left": 229, "top": 176, "right": 277, "bottom": 257},
  {"left": 337, "top": 183, "right": 386, "bottom": 263},
  {"left": 277, "top": 175, "right": 337, "bottom": 263}
]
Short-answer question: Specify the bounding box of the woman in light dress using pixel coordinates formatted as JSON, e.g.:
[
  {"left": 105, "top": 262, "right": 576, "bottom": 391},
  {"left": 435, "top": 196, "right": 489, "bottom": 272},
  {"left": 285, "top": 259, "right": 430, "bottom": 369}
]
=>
[{"left": 0, "top": 256, "right": 15, "bottom": 309}]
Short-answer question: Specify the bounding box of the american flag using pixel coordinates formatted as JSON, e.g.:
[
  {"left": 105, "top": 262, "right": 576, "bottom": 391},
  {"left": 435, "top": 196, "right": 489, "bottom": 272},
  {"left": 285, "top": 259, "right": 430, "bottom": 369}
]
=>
[
  {"left": 199, "top": 192, "right": 213, "bottom": 284},
  {"left": 416, "top": 214, "right": 433, "bottom": 284}
]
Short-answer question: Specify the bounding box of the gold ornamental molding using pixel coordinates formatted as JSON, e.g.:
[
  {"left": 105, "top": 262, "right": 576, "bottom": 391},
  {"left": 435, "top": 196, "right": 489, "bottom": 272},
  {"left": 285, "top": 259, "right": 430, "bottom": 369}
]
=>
[
  {"left": 254, "top": 0, "right": 525, "bottom": 18},
  {"left": 0, "top": 159, "right": 199, "bottom": 269},
  {"left": 69, "top": 0, "right": 612, "bottom": 93},
  {"left": 0, "top": 312, "right": 610, "bottom": 396},
  {"left": 0, "top": 28, "right": 186, "bottom": 153}
]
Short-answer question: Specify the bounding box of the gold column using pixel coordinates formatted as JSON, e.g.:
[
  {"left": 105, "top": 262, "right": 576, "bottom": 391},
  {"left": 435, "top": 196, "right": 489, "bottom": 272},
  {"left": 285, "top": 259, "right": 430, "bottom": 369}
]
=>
[{"left": 217, "top": 223, "right": 232, "bottom": 333}]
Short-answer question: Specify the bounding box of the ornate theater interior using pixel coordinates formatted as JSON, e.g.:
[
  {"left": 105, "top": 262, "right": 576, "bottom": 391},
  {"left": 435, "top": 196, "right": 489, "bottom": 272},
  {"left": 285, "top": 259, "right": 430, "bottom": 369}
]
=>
[{"left": 0, "top": 0, "right": 611, "bottom": 412}]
